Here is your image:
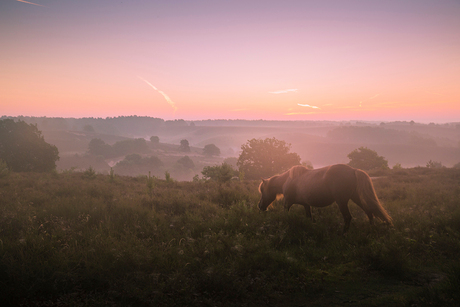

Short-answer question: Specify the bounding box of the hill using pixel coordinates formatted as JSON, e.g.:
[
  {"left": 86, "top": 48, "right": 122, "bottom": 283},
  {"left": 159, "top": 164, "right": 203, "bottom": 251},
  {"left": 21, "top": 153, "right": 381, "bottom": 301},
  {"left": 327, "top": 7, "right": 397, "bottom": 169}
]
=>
[{"left": 2, "top": 116, "right": 460, "bottom": 179}]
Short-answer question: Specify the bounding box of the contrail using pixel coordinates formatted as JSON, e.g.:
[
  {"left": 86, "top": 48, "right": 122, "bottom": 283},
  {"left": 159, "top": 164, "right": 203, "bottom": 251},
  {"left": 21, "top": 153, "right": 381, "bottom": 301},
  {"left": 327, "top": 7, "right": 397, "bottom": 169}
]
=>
[
  {"left": 360, "top": 93, "right": 380, "bottom": 107},
  {"left": 269, "top": 89, "right": 298, "bottom": 94},
  {"left": 17, "top": 0, "right": 45, "bottom": 7},
  {"left": 138, "top": 76, "right": 177, "bottom": 112},
  {"left": 298, "top": 103, "right": 320, "bottom": 109}
]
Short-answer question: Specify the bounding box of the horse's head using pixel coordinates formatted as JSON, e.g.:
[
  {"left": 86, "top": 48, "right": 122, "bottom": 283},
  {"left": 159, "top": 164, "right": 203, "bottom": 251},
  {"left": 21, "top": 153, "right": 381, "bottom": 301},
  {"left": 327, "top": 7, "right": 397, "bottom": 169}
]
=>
[{"left": 258, "top": 178, "right": 277, "bottom": 211}]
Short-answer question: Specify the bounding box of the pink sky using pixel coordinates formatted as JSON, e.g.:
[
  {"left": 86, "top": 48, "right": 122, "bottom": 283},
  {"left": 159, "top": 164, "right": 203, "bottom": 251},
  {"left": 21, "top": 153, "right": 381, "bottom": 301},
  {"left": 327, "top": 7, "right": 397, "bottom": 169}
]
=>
[{"left": 1, "top": 0, "right": 459, "bottom": 122}]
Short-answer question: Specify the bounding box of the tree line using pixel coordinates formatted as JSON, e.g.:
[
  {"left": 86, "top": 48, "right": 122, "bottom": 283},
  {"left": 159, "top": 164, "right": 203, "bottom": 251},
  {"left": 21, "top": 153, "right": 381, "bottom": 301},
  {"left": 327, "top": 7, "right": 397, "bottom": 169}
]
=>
[{"left": 1, "top": 119, "right": 456, "bottom": 179}]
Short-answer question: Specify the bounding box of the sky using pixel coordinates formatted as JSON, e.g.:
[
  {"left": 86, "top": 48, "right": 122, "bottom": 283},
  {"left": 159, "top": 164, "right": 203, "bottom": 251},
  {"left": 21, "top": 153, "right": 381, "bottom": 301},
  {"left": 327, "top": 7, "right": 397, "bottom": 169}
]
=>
[{"left": 1, "top": 0, "right": 460, "bottom": 123}]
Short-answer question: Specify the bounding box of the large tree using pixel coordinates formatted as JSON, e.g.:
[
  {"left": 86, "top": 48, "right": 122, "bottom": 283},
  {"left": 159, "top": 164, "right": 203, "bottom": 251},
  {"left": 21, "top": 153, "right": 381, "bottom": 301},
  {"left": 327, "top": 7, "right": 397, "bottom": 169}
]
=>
[
  {"left": 347, "top": 147, "right": 388, "bottom": 170},
  {"left": 0, "top": 119, "right": 59, "bottom": 172},
  {"left": 179, "top": 139, "right": 191, "bottom": 152},
  {"left": 203, "top": 144, "right": 221, "bottom": 156},
  {"left": 237, "top": 137, "right": 301, "bottom": 180}
]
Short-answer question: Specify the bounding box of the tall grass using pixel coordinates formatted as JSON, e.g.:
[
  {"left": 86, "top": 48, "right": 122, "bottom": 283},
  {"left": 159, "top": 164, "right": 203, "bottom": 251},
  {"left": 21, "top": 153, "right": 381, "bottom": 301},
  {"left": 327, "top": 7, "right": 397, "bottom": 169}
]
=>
[{"left": 0, "top": 168, "right": 459, "bottom": 306}]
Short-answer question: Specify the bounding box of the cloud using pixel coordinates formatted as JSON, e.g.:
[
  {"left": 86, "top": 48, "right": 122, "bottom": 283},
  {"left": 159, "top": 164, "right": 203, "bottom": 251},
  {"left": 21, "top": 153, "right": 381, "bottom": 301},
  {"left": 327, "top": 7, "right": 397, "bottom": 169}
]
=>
[
  {"left": 269, "top": 89, "right": 298, "bottom": 94},
  {"left": 138, "top": 76, "right": 177, "bottom": 113},
  {"left": 17, "top": 0, "right": 45, "bottom": 7},
  {"left": 298, "top": 103, "right": 320, "bottom": 109}
]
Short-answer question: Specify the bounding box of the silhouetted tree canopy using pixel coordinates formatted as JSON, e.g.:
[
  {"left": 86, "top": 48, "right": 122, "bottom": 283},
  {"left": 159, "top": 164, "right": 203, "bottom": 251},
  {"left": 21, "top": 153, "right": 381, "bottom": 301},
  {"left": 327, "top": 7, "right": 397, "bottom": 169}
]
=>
[
  {"left": 177, "top": 156, "right": 194, "bottom": 169},
  {"left": 237, "top": 137, "right": 301, "bottom": 180},
  {"left": 347, "top": 147, "right": 388, "bottom": 170},
  {"left": 179, "top": 139, "right": 190, "bottom": 152},
  {"left": 203, "top": 144, "right": 220, "bottom": 156},
  {"left": 0, "top": 119, "right": 59, "bottom": 172},
  {"left": 88, "top": 138, "right": 149, "bottom": 158},
  {"left": 83, "top": 124, "right": 95, "bottom": 132},
  {"left": 88, "top": 138, "right": 114, "bottom": 157},
  {"left": 150, "top": 136, "right": 160, "bottom": 145}
]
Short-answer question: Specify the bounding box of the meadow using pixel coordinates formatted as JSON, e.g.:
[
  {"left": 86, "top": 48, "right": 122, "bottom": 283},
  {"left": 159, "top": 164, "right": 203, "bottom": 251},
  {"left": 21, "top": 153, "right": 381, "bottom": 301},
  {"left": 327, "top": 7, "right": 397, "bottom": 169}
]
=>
[{"left": 1, "top": 167, "right": 460, "bottom": 306}]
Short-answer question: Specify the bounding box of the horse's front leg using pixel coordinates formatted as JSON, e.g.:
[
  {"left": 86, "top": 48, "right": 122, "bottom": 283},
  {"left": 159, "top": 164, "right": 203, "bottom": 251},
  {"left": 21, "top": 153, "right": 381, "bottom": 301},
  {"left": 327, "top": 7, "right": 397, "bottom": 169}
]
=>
[
  {"left": 303, "top": 204, "right": 314, "bottom": 222},
  {"left": 284, "top": 199, "right": 294, "bottom": 212}
]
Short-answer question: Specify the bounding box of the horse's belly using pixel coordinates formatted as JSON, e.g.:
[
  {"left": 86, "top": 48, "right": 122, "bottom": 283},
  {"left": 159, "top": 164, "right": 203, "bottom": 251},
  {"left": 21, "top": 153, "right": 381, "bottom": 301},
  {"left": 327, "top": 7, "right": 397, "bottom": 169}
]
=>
[{"left": 302, "top": 191, "right": 334, "bottom": 208}]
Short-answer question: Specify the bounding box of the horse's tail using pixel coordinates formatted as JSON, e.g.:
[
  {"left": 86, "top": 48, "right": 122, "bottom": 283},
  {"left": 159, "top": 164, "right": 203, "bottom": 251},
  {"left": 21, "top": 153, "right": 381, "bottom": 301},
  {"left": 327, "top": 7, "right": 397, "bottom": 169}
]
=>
[
  {"left": 355, "top": 169, "right": 393, "bottom": 225},
  {"left": 289, "top": 165, "right": 309, "bottom": 179}
]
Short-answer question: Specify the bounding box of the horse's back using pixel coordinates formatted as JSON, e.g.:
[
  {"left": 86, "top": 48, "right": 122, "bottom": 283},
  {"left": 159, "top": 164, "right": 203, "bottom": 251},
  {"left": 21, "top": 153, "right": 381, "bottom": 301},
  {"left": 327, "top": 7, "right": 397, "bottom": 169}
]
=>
[{"left": 285, "top": 164, "right": 359, "bottom": 206}]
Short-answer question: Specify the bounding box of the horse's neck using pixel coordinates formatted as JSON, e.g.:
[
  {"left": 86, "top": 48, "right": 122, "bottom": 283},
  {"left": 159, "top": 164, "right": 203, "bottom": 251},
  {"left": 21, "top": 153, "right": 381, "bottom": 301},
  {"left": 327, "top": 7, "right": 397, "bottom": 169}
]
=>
[{"left": 272, "top": 171, "right": 290, "bottom": 193}]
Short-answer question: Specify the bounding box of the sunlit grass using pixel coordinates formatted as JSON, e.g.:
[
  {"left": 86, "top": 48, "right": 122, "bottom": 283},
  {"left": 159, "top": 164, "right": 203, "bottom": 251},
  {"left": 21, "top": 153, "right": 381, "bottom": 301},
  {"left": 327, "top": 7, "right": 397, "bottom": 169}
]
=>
[{"left": 0, "top": 168, "right": 459, "bottom": 305}]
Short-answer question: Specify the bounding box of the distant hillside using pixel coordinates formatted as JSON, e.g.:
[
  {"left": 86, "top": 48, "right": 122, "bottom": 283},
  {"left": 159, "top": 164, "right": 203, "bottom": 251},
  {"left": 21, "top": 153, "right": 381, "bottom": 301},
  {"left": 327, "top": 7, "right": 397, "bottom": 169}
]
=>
[{"left": 3, "top": 116, "right": 460, "bottom": 175}]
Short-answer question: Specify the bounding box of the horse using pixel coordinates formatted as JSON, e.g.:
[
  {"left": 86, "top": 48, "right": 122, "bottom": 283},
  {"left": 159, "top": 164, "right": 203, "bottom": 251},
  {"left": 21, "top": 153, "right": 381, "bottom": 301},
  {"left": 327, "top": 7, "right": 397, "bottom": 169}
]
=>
[{"left": 258, "top": 164, "right": 392, "bottom": 233}]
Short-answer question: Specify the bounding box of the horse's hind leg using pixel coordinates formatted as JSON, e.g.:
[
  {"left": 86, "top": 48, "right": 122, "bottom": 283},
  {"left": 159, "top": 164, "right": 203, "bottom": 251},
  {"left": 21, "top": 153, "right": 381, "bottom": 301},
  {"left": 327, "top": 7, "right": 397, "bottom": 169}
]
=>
[
  {"left": 351, "top": 194, "right": 374, "bottom": 225},
  {"left": 337, "top": 201, "right": 352, "bottom": 233}
]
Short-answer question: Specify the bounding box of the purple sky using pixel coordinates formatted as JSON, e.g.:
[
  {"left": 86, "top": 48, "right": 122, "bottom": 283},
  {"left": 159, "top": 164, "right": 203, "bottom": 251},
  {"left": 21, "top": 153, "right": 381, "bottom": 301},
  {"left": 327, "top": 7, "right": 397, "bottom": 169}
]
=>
[{"left": 2, "top": 0, "right": 460, "bottom": 122}]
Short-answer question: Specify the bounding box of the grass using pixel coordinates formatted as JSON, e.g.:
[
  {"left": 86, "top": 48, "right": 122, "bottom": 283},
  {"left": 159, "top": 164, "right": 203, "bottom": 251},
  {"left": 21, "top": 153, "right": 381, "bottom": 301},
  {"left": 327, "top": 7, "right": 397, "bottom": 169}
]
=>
[{"left": 0, "top": 168, "right": 459, "bottom": 306}]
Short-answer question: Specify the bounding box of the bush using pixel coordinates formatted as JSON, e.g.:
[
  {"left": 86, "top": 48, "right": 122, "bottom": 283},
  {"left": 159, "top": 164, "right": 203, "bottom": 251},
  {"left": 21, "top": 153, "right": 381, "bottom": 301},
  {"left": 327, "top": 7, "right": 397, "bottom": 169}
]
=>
[
  {"left": 347, "top": 146, "right": 389, "bottom": 170},
  {"left": 202, "top": 163, "right": 237, "bottom": 183}
]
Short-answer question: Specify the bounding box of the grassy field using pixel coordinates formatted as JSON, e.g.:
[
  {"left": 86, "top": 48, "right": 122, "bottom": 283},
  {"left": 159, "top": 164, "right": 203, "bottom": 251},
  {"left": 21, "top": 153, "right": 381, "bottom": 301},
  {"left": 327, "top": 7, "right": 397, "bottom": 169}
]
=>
[{"left": 1, "top": 168, "right": 460, "bottom": 306}]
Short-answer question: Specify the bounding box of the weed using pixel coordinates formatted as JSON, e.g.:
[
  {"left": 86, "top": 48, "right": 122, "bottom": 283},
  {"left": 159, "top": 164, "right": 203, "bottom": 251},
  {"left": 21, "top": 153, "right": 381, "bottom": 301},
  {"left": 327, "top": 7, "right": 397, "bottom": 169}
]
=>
[{"left": 0, "top": 168, "right": 459, "bottom": 306}]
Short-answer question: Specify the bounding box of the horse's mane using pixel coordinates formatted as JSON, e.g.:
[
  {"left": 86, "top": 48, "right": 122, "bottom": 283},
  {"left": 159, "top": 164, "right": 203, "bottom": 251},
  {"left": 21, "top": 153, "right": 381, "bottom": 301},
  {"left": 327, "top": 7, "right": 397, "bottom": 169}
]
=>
[{"left": 289, "top": 165, "right": 310, "bottom": 179}]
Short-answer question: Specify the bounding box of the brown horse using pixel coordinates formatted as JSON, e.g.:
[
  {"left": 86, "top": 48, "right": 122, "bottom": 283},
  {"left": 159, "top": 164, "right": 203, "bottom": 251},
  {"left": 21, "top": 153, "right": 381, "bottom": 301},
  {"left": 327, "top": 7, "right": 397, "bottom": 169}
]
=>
[{"left": 258, "top": 164, "right": 392, "bottom": 233}]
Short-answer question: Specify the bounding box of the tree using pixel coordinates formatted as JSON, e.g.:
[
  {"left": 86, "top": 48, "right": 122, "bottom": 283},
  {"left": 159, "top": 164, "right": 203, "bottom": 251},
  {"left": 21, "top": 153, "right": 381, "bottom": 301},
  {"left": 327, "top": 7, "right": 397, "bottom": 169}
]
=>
[
  {"left": 0, "top": 119, "right": 59, "bottom": 172},
  {"left": 112, "top": 138, "right": 149, "bottom": 156},
  {"left": 179, "top": 139, "right": 190, "bottom": 152},
  {"left": 426, "top": 160, "right": 443, "bottom": 168},
  {"left": 177, "top": 156, "right": 195, "bottom": 169},
  {"left": 83, "top": 124, "right": 95, "bottom": 132},
  {"left": 203, "top": 144, "right": 220, "bottom": 156},
  {"left": 237, "top": 137, "right": 301, "bottom": 180},
  {"left": 347, "top": 147, "right": 388, "bottom": 170},
  {"left": 202, "top": 163, "right": 237, "bottom": 182},
  {"left": 150, "top": 136, "right": 160, "bottom": 146},
  {"left": 88, "top": 138, "right": 113, "bottom": 157}
]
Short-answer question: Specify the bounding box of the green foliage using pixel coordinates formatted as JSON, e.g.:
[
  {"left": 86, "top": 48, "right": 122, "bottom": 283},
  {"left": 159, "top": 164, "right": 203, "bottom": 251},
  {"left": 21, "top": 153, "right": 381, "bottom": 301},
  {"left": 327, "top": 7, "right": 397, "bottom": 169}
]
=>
[
  {"left": 82, "top": 166, "right": 97, "bottom": 179},
  {"left": 237, "top": 137, "right": 301, "bottom": 179},
  {"left": 176, "top": 155, "right": 195, "bottom": 169},
  {"left": 1, "top": 168, "right": 460, "bottom": 306},
  {"left": 0, "top": 159, "right": 8, "bottom": 178},
  {"left": 0, "top": 119, "right": 59, "bottom": 172},
  {"left": 453, "top": 162, "right": 460, "bottom": 169},
  {"left": 164, "top": 170, "right": 173, "bottom": 182},
  {"left": 179, "top": 139, "right": 190, "bottom": 152},
  {"left": 202, "top": 163, "right": 237, "bottom": 182},
  {"left": 347, "top": 146, "right": 389, "bottom": 170},
  {"left": 112, "top": 138, "right": 149, "bottom": 156},
  {"left": 114, "top": 154, "right": 164, "bottom": 176},
  {"left": 223, "top": 157, "right": 238, "bottom": 169},
  {"left": 426, "top": 160, "right": 444, "bottom": 168},
  {"left": 88, "top": 138, "right": 149, "bottom": 158},
  {"left": 82, "top": 124, "right": 95, "bottom": 132},
  {"left": 150, "top": 135, "right": 159, "bottom": 144},
  {"left": 88, "top": 138, "right": 113, "bottom": 156},
  {"left": 393, "top": 162, "right": 403, "bottom": 169},
  {"left": 203, "top": 144, "right": 221, "bottom": 156}
]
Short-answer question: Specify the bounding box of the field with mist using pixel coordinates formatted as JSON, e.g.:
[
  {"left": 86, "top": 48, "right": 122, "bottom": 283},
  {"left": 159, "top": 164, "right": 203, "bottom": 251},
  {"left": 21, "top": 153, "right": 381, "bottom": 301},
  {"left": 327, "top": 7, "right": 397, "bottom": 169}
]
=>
[
  {"left": 1, "top": 167, "right": 460, "bottom": 306},
  {"left": 3, "top": 116, "right": 460, "bottom": 181},
  {"left": 1, "top": 116, "right": 460, "bottom": 306}
]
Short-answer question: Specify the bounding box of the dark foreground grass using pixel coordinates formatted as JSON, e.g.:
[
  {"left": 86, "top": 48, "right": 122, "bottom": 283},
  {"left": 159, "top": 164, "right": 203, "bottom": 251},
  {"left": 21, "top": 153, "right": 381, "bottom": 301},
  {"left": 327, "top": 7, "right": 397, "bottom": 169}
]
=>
[{"left": 1, "top": 168, "right": 459, "bottom": 306}]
